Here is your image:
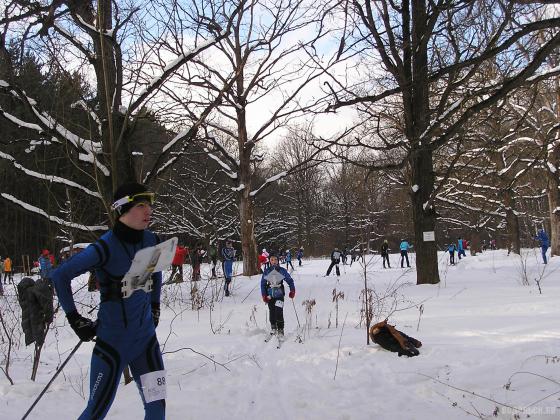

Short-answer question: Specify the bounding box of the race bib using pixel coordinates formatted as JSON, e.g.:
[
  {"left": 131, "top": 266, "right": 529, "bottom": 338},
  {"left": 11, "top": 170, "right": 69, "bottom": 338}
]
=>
[
  {"left": 140, "top": 370, "right": 167, "bottom": 403},
  {"left": 275, "top": 300, "right": 284, "bottom": 308}
]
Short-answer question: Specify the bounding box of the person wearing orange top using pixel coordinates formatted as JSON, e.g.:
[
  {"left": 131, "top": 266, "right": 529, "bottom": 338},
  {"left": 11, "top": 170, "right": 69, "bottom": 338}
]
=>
[{"left": 3, "top": 256, "right": 13, "bottom": 284}]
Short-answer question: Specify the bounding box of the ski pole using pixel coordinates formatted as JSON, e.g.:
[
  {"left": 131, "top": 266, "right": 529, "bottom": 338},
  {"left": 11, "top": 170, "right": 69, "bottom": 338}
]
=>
[
  {"left": 291, "top": 298, "right": 301, "bottom": 328},
  {"left": 22, "top": 340, "right": 83, "bottom": 420}
]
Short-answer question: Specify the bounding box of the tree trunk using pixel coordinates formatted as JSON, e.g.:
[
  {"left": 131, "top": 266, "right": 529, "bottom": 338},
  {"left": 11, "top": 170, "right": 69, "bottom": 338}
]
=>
[
  {"left": 410, "top": 147, "right": 440, "bottom": 284},
  {"left": 404, "top": 0, "right": 439, "bottom": 285},
  {"left": 504, "top": 189, "right": 521, "bottom": 254},
  {"left": 470, "top": 230, "right": 481, "bottom": 255},
  {"left": 546, "top": 171, "right": 560, "bottom": 256},
  {"left": 239, "top": 195, "right": 259, "bottom": 276}
]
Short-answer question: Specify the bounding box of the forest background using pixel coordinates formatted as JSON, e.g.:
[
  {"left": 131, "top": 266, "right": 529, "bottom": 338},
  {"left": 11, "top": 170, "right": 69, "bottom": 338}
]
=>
[{"left": 2, "top": 0, "right": 560, "bottom": 286}]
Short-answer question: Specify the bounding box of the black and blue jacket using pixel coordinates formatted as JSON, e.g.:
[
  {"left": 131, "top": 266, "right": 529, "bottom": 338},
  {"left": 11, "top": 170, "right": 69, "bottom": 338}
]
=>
[
  {"left": 51, "top": 221, "right": 162, "bottom": 340},
  {"left": 260, "top": 264, "right": 295, "bottom": 300}
]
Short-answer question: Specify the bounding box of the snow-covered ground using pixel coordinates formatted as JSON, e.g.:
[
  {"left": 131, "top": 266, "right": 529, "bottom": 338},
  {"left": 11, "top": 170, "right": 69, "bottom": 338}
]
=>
[{"left": 1, "top": 249, "right": 559, "bottom": 419}]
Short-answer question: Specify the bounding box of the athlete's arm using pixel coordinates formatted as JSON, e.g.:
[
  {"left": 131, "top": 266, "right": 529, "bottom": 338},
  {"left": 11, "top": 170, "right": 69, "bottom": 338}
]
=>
[{"left": 51, "top": 244, "right": 102, "bottom": 313}]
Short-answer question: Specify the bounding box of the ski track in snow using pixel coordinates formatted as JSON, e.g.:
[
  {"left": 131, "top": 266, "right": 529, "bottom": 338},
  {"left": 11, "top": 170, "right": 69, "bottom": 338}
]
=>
[{"left": 1, "top": 249, "right": 560, "bottom": 419}]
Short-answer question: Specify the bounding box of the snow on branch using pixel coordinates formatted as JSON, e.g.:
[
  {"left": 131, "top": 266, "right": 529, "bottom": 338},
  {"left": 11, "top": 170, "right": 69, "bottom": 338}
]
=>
[
  {"left": 203, "top": 148, "right": 238, "bottom": 179},
  {"left": 250, "top": 171, "right": 288, "bottom": 197},
  {"left": 76, "top": 15, "right": 114, "bottom": 37},
  {"left": 70, "top": 100, "right": 102, "bottom": 135},
  {"left": 130, "top": 36, "right": 225, "bottom": 113},
  {"left": 1, "top": 193, "right": 108, "bottom": 232},
  {"left": 0, "top": 106, "right": 43, "bottom": 131},
  {"left": 0, "top": 151, "right": 101, "bottom": 198},
  {"left": 436, "top": 195, "right": 506, "bottom": 218},
  {"left": 0, "top": 80, "right": 108, "bottom": 175}
]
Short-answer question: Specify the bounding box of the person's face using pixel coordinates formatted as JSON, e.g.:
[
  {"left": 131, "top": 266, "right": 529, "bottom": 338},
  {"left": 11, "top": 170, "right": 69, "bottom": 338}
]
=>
[
  {"left": 270, "top": 256, "right": 279, "bottom": 266},
  {"left": 120, "top": 200, "right": 153, "bottom": 230}
]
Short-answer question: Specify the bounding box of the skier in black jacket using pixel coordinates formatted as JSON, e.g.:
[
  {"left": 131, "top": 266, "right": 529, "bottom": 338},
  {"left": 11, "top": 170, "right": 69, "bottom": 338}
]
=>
[
  {"left": 380, "top": 240, "right": 391, "bottom": 268},
  {"left": 325, "top": 247, "right": 342, "bottom": 276}
]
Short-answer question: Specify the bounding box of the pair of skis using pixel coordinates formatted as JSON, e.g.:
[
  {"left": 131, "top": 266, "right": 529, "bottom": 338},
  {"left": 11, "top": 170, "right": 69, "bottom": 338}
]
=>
[{"left": 264, "top": 332, "right": 284, "bottom": 349}]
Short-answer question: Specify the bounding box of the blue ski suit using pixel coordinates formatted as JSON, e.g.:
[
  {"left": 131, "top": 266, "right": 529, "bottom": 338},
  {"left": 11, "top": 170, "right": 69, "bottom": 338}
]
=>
[
  {"left": 51, "top": 222, "right": 165, "bottom": 420},
  {"left": 221, "top": 245, "right": 236, "bottom": 295},
  {"left": 535, "top": 229, "right": 550, "bottom": 264},
  {"left": 222, "top": 246, "right": 236, "bottom": 279},
  {"left": 260, "top": 264, "right": 295, "bottom": 332}
]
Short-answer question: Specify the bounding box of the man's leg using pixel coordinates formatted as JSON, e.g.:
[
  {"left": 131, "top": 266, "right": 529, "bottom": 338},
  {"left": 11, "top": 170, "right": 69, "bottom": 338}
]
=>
[
  {"left": 335, "top": 264, "right": 340, "bottom": 276},
  {"left": 79, "top": 339, "right": 126, "bottom": 420},
  {"left": 326, "top": 261, "right": 335, "bottom": 275},
  {"left": 542, "top": 246, "right": 548, "bottom": 264},
  {"left": 130, "top": 335, "right": 166, "bottom": 420}
]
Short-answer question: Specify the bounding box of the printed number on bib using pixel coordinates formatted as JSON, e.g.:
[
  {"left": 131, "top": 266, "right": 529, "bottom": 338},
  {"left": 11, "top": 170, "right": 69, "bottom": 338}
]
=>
[
  {"left": 275, "top": 300, "right": 284, "bottom": 308},
  {"left": 140, "top": 370, "right": 167, "bottom": 403}
]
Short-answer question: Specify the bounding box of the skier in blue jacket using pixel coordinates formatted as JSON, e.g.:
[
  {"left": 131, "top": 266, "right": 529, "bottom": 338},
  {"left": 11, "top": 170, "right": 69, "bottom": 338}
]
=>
[
  {"left": 260, "top": 254, "right": 295, "bottom": 337},
  {"left": 296, "top": 247, "right": 304, "bottom": 266},
  {"left": 535, "top": 228, "right": 550, "bottom": 264},
  {"left": 222, "top": 239, "right": 236, "bottom": 296},
  {"left": 400, "top": 239, "right": 411, "bottom": 268},
  {"left": 51, "top": 183, "right": 165, "bottom": 420}
]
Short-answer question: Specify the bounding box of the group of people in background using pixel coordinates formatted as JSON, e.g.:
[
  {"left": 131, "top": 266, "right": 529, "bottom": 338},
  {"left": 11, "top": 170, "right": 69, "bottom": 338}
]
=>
[
  {"left": 447, "top": 237, "right": 468, "bottom": 265},
  {"left": 0, "top": 249, "right": 55, "bottom": 295}
]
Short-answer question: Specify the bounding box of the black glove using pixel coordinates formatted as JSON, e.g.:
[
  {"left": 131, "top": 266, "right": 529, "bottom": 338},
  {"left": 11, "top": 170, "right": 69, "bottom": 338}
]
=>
[
  {"left": 151, "top": 302, "right": 160, "bottom": 328},
  {"left": 66, "top": 310, "right": 97, "bottom": 342}
]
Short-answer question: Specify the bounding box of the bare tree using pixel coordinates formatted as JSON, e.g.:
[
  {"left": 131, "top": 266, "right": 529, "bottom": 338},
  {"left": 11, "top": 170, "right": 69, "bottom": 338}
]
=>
[{"left": 185, "top": 0, "right": 338, "bottom": 274}]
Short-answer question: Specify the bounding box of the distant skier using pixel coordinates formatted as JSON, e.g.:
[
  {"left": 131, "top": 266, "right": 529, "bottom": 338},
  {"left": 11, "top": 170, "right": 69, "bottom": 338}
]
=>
[
  {"left": 535, "top": 228, "right": 549, "bottom": 264},
  {"left": 326, "top": 247, "right": 342, "bottom": 277},
  {"left": 296, "top": 247, "right": 304, "bottom": 266},
  {"left": 38, "top": 250, "right": 52, "bottom": 280},
  {"left": 350, "top": 248, "right": 356, "bottom": 266},
  {"left": 261, "top": 254, "right": 295, "bottom": 338},
  {"left": 169, "top": 243, "right": 188, "bottom": 282},
  {"left": 2, "top": 255, "right": 13, "bottom": 284},
  {"left": 208, "top": 242, "right": 218, "bottom": 278},
  {"left": 380, "top": 240, "right": 391, "bottom": 268},
  {"left": 222, "top": 240, "right": 236, "bottom": 296},
  {"left": 191, "top": 243, "right": 205, "bottom": 281},
  {"left": 400, "top": 239, "right": 411, "bottom": 268},
  {"left": 357, "top": 246, "right": 365, "bottom": 263},
  {"left": 285, "top": 249, "right": 294, "bottom": 270},
  {"left": 50, "top": 182, "right": 166, "bottom": 419},
  {"left": 261, "top": 248, "right": 270, "bottom": 270},
  {"left": 448, "top": 243, "right": 456, "bottom": 265},
  {"left": 457, "top": 237, "right": 466, "bottom": 260}
]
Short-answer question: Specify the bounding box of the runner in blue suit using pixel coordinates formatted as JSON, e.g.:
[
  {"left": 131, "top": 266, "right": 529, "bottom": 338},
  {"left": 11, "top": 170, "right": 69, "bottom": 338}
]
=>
[
  {"left": 51, "top": 183, "right": 166, "bottom": 420},
  {"left": 221, "top": 240, "right": 236, "bottom": 296}
]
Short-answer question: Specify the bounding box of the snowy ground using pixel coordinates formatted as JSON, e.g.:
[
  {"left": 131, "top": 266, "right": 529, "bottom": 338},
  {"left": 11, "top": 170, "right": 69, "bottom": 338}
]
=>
[{"left": 1, "top": 248, "right": 559, "bottom": 420}]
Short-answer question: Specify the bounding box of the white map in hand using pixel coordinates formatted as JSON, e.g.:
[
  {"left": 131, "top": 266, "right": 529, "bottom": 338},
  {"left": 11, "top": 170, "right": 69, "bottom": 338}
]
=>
[{"left": 121, "top": 237, "right": 178, "bottom": 298}]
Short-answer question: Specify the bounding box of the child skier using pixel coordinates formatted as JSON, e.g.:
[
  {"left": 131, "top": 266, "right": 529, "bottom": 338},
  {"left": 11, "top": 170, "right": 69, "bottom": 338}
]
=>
[{"left": 261, "top": 254, "right": 295, "bottom": 339}]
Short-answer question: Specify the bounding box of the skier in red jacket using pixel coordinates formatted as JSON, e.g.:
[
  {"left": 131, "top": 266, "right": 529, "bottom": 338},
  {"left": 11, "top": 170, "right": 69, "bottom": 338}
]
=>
[{"left": 170, "top": 244, "right": 188, "bottom": 282}]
